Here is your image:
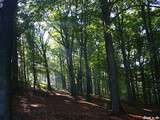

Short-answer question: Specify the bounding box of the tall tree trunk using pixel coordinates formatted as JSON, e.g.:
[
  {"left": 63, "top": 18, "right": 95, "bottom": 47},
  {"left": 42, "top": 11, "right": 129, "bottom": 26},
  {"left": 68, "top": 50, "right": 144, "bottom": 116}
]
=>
[
  {"left": 0, "top": 0, "right": 17, "bottom": 119},
  {"left": 66, "top": 47, "right": 76, "bottom": 96},
  {"left": 11, "top": 29, "right": 18, "bottom": 94},
  {"left": 26, "top": 30, "right": 38, "bottom": 92},
  {"left": 32, "top": 49, "right": 37, "bottom": 92},
  {"left": 136, "top": 32, "right": 146, "bottom": 104},
  {"left": 77, "top": 44, "right": 83, "bottom": 95},
  {"left": 116, "top": 15, "right": 135, "bottom": 103},
  {"left": 95, "top": 41, "right": 101, "bottom": 96},
  {"left": 59, "top": 54, "right": 66, "bottom": 90},
  {"left": 93, "top": 68, "right": 97, "bottom": 95},
  {"left": 100, "top": 0, "right": 120, "bottom": 114},
  {"left": 19, "top": 40, "right": 25, "bottom": 85},
  {"left": 82, "top": 3, "right": 92, "bottom": 100},
  {"left": 83, "top": 38, "right": 92, "bottom": 101},
  {"left": 140, "top": 1, "right": 160, "bottom": 102},
  {"left": 43, "top": 50, "right": 51, "bottom": 90},
  {"left": 22, "top": 40, "right": 27, "bottom": 85},
  {"left": 133, "top": 65, "right": 139, "bottom": 100},
  {"left": 60, "top": 17, "right": 76, "bottom": 96},
  {"left": 104, "top": 31, "right": 120, "bottom": 114},
  {"left": 127, "top": 52, "right": 136, "bottom": 101},
  {"left": 93, "top": 67, "right": 101, "bottom": 96}
]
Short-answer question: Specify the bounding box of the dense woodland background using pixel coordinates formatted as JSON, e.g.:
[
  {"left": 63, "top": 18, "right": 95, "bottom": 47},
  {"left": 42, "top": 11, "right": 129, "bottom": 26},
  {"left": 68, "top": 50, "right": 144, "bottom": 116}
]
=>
[{"left": 0, "top": 0, "right": 160, "bottom": 119}]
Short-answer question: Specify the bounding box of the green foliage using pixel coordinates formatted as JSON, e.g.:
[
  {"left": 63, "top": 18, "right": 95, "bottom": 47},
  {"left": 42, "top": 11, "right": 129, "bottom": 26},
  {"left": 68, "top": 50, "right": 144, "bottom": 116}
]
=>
[{"left": 16, "top": 0, "right": 160, "bottom": 105}]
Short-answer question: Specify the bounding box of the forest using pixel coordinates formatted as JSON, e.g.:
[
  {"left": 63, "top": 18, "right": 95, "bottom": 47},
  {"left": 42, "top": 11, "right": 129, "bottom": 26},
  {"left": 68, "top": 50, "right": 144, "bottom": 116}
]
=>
[{"left": 0, "top": 0, "right": 160, "bottom": 120}]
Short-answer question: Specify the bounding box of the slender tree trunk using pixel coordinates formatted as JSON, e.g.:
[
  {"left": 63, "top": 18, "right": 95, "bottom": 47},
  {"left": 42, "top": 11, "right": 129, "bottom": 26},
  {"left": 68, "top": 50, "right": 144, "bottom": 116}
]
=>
[
  {"left": 32, "top": 50, "right": 37, "bottom": 92},
  {"left": 66, "top": 47, "right": 76, "bottom": 96},
  {"left": 43, "top": 50, "right": 51, "bottom": 90},
  {"left": 93, "top": 68, "right": 97, "bottom": 95},
  {"left": 100, "top": 0, "right": 121, "bottom": 114},
  {"left": 133, "top": 66, "right": 139, "bottom": 100},
  {"left": 83, "top": 39, "right": 92, "bottom": 101},
  {"left": 77, "top": 44, "right": 83, "bottom": 95},
  {"left": 116, "top": 16, "right": 134, "bottom": 103},
  {"left": 82, "top": 5, "right": 92, "bottom": 100},
  {"left": 93, "top": 67, "right": 101, "bottom": 96},
  {"left": 22, "top": 40, "right": 27, "bottom": 85},
  {"left": 26, "top": 30, "right": 38, "bottom": 92},
  {"left": 19, "top": 41, "right": 25, "bottom": 85},
  {"left": 80, "top": 0, "right": 92, "bottom": 99},
  {"left": 136, "top": 32, "right": 147, "bottom": 104},
  {"left": 140, "top": 62, "right": 146, "bottom": 103},
  {"left": 96, "top": 41, "right": 101, "bottom": 96},
  {"left": 140, "top": 1, "right": 160, "bottom": 102},
  {"left": 59, "top": 54, "right": 66, "bottom": 89},
  {"left": 127, "top": 52, "right": 136, "bottom": 101}
]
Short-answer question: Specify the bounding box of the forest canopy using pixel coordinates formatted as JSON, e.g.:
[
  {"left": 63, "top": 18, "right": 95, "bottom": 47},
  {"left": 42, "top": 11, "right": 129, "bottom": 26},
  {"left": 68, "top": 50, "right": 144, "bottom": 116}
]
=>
[{"left": 0, "top": 0, "right": 160, "bottom": 119}]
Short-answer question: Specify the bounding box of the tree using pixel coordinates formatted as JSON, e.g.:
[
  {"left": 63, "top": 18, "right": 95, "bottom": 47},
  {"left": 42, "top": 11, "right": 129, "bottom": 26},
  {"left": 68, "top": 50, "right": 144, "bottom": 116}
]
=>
[
  {"left": 26, "top": 29, "right": 38, "bottom": 92},
  {"left": 35, "top": 25, "right": 52, "bottom": 90},
  {"left": 115, "top": 8, "right": 136, "bottom": 103},
  {"left": 99, "top": 0, "right": 121, "bottom": 114},
  {"left": 0, "top": 0, "right": 17, "bottom": 119},
  {"left": 15, "top": 0, "right": 160, "bottom": 111}
]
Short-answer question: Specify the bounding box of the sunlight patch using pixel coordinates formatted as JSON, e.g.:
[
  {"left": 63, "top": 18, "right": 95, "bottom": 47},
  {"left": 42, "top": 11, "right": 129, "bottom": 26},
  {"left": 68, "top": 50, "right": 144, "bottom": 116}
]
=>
[
  {"left": 78, "top": 100, "right": 104, "bottom": 109},
  {"left": 30, "top": 104, "right": 43, "bottom": 108},
  {"left": 128, "top": 114, "right": 143, "bottom": 119},
  {"left": 55, "top": 93, "right": 74, "bottom": 99},
  {"left": 143, "top": 108, "right": 153, "bottom": 112}
]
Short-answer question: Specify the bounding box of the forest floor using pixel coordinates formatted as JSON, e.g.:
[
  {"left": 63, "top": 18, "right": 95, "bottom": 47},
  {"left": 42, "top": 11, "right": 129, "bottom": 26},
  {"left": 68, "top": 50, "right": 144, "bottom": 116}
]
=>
[{"left": 12, "top": 88, "right": 160, "bottom": 120}]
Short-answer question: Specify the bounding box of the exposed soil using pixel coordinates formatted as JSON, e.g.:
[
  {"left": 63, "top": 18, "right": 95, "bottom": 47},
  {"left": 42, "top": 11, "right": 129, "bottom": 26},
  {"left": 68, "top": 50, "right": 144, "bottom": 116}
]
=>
[{"left": 12, "top": 89, "right": 160, "bottom": 120}]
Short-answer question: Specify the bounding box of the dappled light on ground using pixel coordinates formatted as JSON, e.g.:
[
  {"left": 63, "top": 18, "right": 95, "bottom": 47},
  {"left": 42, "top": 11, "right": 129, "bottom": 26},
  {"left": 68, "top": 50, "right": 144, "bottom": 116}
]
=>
[
  {"left": 12, "top": 89, "right": 160, "bottom": 120},
  {"left": 128, "top": 114, "right": 143, "bottom": 120},
  {"left": 30, "top": 104, "right": 45, "bottom": 108}
]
